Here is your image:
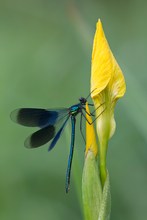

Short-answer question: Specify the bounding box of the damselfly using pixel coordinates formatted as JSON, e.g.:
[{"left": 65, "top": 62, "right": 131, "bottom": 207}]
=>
[{"left": 11, "top": 96, "right": 98, "bottom": 192}]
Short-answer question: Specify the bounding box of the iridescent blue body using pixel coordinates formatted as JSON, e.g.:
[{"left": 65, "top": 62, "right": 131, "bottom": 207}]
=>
[{"left": 11, "top": 97, "right": 88, "bottom": 193}]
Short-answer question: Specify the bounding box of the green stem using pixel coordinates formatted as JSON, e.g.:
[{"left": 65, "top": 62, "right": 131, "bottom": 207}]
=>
[{"left": 99, "top": 138, "right": 108, "bottom": 187}]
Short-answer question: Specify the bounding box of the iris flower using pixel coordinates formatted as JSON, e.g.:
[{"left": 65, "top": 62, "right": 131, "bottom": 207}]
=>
[
  {"left": 82, "top": 19, "right": 126, "bottom": 220},
  {"left": 91, "top": 19, "right": 126, "bottom": 185}
]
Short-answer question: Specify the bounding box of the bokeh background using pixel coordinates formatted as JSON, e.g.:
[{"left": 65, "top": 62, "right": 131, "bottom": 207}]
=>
[{"left": 1, "top": 0, "right": 147, "bottom": 219}]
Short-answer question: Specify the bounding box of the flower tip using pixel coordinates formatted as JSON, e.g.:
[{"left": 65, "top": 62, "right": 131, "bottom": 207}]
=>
[
  {"left": 95, "top": 19, "right": 105, "bottom": 38},
  {"left": 97, "top": 18, "right": 102, "bottom": 27}
]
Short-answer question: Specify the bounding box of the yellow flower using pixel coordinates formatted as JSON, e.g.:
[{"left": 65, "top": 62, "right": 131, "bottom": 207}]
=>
[{"left": 91, "top": 19, "right": 126, "bottom": 185}]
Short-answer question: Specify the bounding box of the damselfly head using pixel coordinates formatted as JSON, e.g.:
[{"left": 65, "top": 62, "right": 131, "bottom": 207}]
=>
[{"left": 79, "top": 97, "right": 87, "bottom": 105}]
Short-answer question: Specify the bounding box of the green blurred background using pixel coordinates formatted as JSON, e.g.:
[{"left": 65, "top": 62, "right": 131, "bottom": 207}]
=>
[{"left": 1, "top": 0, "right": 147, "bottom": 219}]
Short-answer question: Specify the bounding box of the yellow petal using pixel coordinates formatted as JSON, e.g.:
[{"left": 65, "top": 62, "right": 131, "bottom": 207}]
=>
[
  {"left": 85, "top": 103, "right": 98, "bottom": 157},
  {"left": 91, "top": 19, "right": 126, "bottom": 101},
  {"left": 91, "top": 19, "right": 112, "bottom": 98},
  {"left": 108, "top": 54, "right": 126, "bottom": 101}
]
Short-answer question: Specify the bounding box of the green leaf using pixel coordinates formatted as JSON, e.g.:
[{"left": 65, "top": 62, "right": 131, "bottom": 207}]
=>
[
  {"left": 82, "top": 153, "right": 111, "bottom": 220},
  {"left": 98, "top": 171, "right": 111, "bottom": 220},
  {"left": 82, "top": 150, "right": 102, "bottom": 220}
]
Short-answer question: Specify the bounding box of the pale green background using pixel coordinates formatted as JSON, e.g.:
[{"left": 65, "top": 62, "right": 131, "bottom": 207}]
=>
[{"left": 1, "top": 0, "right": 147, "bottom": 220}]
